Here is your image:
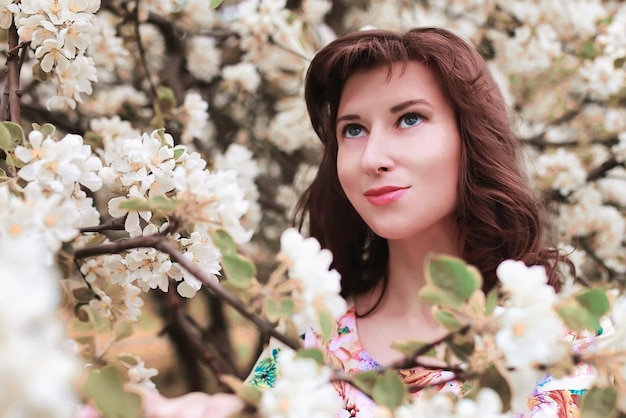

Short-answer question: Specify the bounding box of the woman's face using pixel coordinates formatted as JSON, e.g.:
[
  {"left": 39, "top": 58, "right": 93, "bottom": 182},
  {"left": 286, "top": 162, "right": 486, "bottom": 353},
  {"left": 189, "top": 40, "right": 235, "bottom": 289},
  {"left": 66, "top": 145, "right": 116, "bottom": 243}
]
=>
[{"left": 335, "top": 61, "right": 461, "bottom": 243}]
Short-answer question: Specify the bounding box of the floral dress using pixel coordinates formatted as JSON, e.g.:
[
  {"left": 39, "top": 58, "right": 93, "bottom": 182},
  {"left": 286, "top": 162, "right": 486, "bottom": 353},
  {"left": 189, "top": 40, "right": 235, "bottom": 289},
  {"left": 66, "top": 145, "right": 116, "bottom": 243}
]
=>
[{"left": 248, "top": 306, "right": 595, "bottom": 417}]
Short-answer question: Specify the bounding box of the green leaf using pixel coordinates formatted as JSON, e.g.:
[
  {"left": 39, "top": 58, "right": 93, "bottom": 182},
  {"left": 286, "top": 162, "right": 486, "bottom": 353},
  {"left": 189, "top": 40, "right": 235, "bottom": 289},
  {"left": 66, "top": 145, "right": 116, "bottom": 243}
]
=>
[
  {"left": 83, "top": 366, "right": 142, "bottom": 418},
  {"left": 447, "top": 333, "right": 475, "bottom": 362},
  {"left": 32, "top": 122, "right": 56, "bottom": 136},
  {"left": 118, "top": 196, "right": 183, "bottom": 213},
  {"left": 222, "top": 254, "right": 256, "bottom": 288},
  {"left": 173, "top": 147, "right": 185, "bottom": 160},
  {"left": 351, "top": 371, "right": 379, "bottom": 394},
  {"left": 478, "top": 364, "right": 511, "bottom": 412},
  {"left": 556, "top": 289, "right": 609, "bottom": 332},
  {"left": 485, "top": 287, "right": 498, "bottom": 315},
  {"left": 156, "top": 87, "right": 177, "bottom": 114},
  {"left": 0, "top": 123, "right": 13, "bottom": 151},
  {"left": 433, "top": 309, "right": 463, "bottom": 332},
  {"left": 581, "top": 386, "right": 618, "bottom": 418},
  {"left": 317, "top": 307, "right": 334, "bottom": 343},
  {"left": 419, "top": 254, "right": 482, "bottom": 308},
  {"left": 579, "top": 40, "right": 599, "bottom": 60},
  {"left": 264, "top": 297, "right": 296, "bottom": 321},
  {"left": 576, "top": 289, "right": 610, "bottom": 317},
  {"left": 295, "top": 348, "right": 325, "bottom": 366},
  {"left": 239, "top": 384, "right": 262, "bottom": 406},
  {"left": 114, "top": 321, "right": 134, "bottom": 342},
  {"left": 372, "top": 370, "right": 407, "bottom": 411},
  {"left": 390, "top": 339, "right": 434, "bottom": 357},
  {"left": 209, "top": 0, "right": 224, "bottom": 8},
  {"left": 155, "top": 128, "right": 170, "bottom": 147},
  {"left": 0, "top": 122, "right": 25, "bottom": 150},
  {"left": 210, "top": 229, "right": 237, "bottom": 255}
]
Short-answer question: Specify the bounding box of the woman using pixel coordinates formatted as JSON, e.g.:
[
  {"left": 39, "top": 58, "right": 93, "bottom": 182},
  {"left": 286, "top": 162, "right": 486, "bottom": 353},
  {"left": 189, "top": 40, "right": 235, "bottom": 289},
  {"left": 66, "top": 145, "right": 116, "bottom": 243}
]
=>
[{"left": 139, "top": 27, "right": 585, "bottom": 417}]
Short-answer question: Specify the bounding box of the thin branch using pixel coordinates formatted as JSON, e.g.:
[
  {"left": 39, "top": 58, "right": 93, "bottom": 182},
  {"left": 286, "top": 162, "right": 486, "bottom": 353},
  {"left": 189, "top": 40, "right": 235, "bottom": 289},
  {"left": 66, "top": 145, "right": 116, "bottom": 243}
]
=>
[
  {"left": 79, "top": 216, "right": 127, "bottom": 233},
  {"left": 4, "top": 23, "right": 22, "bottom": 123},
  {"left": 132, "top": 0, "right": 158, "bottom": 100},
  {"left": 389, "top": 324, "right": 471, "bottom": 370},
  {"left": 574, "top": 236, "right": 618, "bottom": 282},
  {"left": 73, "top": 232, "right": 301, "bottom": 350},
  {"left": 587, "top": 157, "right": 620, "bottom": 182},
  {"left": 159, "top": 289, "right": 235, "bottom": 391}
]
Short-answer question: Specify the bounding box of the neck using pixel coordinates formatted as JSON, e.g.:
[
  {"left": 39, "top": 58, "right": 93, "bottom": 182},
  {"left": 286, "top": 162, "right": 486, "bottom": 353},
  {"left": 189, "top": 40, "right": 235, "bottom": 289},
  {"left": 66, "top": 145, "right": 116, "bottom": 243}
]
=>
[{"left": 357, "top": 226, "right": 461, "bottom": 317}]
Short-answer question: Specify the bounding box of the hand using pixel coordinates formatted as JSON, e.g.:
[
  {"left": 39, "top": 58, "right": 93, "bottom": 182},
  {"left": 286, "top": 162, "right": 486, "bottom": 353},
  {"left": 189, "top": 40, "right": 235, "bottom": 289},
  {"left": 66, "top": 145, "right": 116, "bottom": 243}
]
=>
[
  {"left": 136, "top": 386, "right": 245, "bottom": 418},
  {"left": 76, "top": 386, "right": 245, "bottom": 418}
]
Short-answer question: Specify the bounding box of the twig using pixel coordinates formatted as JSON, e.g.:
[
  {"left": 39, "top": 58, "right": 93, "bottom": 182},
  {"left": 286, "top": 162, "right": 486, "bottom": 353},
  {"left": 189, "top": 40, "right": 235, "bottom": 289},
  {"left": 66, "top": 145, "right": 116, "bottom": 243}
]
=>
[
  {"left": 73, "top": 232, "right": 301, "bottom": 350},
  {"left": 79, "top": 216, "right": 127, "bottom": 233},
  {"left": 389, "top": 324, "right": 471, "bottom": 370},
  {"left": 159, "top": 290, "right": 235, "bottom": 390},
  {"left": 587, "top": 157, "right": 620, "bottom": 182},
  {"left": 4, "top": 23, "right": 21, "bottom": 123},
  {"left": 132, "top": 0, "right": 158, "bottom": 100}
]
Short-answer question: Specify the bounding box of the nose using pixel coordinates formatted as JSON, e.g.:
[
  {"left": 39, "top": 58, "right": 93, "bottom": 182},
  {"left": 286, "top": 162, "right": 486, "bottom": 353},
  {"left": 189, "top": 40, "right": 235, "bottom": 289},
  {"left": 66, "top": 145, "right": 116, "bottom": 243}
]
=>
[{"left": 360, "top": 127, "right": 394, "bottom": 175}]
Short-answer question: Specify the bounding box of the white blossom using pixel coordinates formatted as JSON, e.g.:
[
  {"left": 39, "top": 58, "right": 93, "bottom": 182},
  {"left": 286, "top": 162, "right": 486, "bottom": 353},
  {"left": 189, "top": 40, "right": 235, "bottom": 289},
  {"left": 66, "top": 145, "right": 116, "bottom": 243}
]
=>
[
  {"left": 186, "top": 36, "right": 221, "bottom": 82},
  {"left": 222, "top": 62, "right": 262, "bottom": 93},
  {"left": 0, "top": 191, "right": 80, "bottom": 417},
  {"left": 174, "top": 91, "right": 210, "bottom": 144},
  {"left": 268, "top": 96, "right": 320, "bottom": 153},
  {"left": 578, "top": 55, "right": 626, "bottom": 100},
  {"left": 259, "top": 349, "right": 343, "bottom": 418},
  {"left": 279, "top": 228, "right": 347, "bottom": 333},
  {"left": 122, "top": 354, "right": 158, "bottom": 389}
]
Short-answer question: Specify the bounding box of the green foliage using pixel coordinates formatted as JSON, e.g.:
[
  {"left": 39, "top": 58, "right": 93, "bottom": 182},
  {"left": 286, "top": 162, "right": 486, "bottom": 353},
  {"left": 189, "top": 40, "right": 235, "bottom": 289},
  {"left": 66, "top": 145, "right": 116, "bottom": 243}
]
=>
[
  {"left": 83, "top": 366, "right": 142, "bottom": 418},
  {"left": 295, "top": 348, "right": 325, "bottom": 366},
  {"left": 433, "top": 308, "right": 464, "bottom": 332},
  {"left": 35, "top": 122, "right": 56, "bottom": 136},
  {"left": 390, "top": 339, "right": 435, "bottom": 357},
  {"left": 485, "top": 287, "right": 498, "bottom": 315},
  {"left": 211, "top": 229, "right": 237, "bottom": 255},
  {"left": 264, "top": 296, "right": 296, "bottom": 321},
  {"left": 209, "top": 0, "right": 224, "bottom": 7},
  {"left": 371, "top": 370, "right": 407, "bottom": 411},
  {"left": 478, "top": 364, "right": 511, "bottom": 411},
  {"left": 556, "top": 288, "right": 610, "bottom": 331},
  {"left": 581, "top": 386, "right": 618, "bottom": 418},
  {"left": 210, "top": 229, "right": 257, "bottom": 289},
  {"left": 317, "top": 307, "right": 334, "bottom": 343},
  {"left": 419, "top": 255, "right": 482, "bottom": 308},
  {"left": 118, "top": 195, "right": 184, "bottom": 213},
  {"left": 0, "top": 121, "right": 25, "bottom": 151},
  {"left": 351, "top": 371, "right": 379, "bottom": 394},
  {"left": 222, "top": 253, "right": 256, "bottom": 288}
]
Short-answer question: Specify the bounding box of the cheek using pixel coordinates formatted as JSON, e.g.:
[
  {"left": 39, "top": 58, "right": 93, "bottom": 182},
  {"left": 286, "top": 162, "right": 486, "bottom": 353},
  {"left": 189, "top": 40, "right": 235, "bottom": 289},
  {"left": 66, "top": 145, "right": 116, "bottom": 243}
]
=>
[{"left": 335, "top": 151, "right": 352, "bottom": 192}]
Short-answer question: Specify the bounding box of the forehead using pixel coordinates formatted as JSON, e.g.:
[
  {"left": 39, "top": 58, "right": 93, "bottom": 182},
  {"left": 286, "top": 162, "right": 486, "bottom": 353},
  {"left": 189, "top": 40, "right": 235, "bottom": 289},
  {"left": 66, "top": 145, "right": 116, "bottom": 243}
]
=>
[{"left": 337, "top": 61, "right": 448, "bottom": 113}]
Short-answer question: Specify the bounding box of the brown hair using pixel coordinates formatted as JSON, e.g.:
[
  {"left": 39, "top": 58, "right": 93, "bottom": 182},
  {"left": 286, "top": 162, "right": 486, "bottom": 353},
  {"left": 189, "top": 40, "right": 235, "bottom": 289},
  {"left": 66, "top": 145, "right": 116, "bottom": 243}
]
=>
[{"left": 295, "top": 27, "right": 563, "bottom": 303}]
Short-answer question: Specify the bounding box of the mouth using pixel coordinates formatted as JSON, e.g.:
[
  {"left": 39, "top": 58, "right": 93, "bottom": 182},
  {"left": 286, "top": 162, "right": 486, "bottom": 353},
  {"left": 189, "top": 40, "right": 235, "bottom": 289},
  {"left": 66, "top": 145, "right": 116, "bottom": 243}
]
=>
[{"left": 363, "top": 186, "right": 410, "bottom": 206}]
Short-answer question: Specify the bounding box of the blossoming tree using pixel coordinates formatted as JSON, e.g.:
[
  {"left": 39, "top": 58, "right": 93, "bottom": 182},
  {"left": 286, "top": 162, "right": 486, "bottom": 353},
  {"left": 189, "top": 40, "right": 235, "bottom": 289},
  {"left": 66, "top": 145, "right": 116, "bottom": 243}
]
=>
[{"left": 0, "top": 0, "right": 625, "bottom": 417}]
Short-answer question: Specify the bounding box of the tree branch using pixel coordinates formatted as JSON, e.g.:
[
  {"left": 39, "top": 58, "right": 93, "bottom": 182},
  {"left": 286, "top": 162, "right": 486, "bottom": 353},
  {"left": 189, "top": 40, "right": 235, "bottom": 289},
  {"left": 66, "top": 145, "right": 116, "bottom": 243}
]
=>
[
  {"left": 4, "top": 23, "right": 22, "bottom": 123},
  {"left": 133, "top": 0, "right": 158, "bottom": 100},
  {"left": 73, "top": 232, "right": 301, "bottom": 351},
  {"left": 79, "top": 216, "right": 127, "bottom": 233}
]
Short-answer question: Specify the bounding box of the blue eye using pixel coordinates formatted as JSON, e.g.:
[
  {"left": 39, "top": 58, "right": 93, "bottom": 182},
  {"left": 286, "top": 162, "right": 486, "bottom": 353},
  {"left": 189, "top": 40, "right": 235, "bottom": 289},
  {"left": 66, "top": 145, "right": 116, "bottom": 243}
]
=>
[
  {"left": 343, "top": 124, "right": 366, "bottom": 138},
  {"left": 398, "top": 113, "right": 422, "bottom": 128}
]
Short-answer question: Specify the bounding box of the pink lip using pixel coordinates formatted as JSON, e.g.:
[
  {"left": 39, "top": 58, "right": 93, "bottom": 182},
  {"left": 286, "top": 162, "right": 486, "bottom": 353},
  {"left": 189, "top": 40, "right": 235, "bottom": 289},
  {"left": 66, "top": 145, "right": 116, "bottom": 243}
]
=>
[{"left": 363, "top": 186, "right": 409, "bottom": 206}]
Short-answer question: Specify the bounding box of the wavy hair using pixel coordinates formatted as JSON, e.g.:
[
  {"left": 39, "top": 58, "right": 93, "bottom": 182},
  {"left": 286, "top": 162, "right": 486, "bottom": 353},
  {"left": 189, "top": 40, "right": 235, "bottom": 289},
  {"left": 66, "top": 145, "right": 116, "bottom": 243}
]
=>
[{"left": 295, "top": 27, "right": 564, "bottom": 303}]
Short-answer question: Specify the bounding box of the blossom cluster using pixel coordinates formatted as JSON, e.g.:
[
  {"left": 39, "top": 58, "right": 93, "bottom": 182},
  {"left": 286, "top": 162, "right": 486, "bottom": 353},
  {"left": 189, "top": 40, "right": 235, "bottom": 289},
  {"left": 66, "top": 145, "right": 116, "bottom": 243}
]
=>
[
  {"left": 8, "top": 0, "right": 100, "bottom": 109},
  {"left": 279, "top": 228, "right": 347, "bottom": 333}
]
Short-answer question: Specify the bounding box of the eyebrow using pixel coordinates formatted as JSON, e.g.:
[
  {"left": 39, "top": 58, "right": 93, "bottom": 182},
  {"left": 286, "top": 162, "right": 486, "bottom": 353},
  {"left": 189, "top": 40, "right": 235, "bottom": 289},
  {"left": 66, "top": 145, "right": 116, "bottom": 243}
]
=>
[{"left": 336, "top": 99, "right": 434, "bottom": 125}]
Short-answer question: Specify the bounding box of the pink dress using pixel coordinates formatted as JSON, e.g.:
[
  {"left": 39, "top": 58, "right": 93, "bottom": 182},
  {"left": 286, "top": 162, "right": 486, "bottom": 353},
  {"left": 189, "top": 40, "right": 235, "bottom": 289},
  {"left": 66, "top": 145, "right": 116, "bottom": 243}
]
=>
[{"left": 248, "top": 306, "right": 595, "bottom": 417}]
